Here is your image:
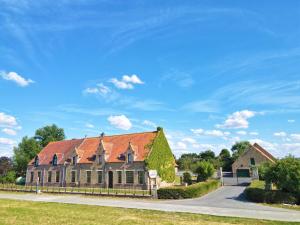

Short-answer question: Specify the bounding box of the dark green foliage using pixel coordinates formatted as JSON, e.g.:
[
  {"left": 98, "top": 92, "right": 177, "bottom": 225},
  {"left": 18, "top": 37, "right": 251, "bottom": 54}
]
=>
[
  {"left": 176, "top": 153, "right": 201, "bottom": 170},
  {"left": 264, "top": 156, "right": 300, "bottom": 194},
  {"left": 158, "top": 180, "right": 220, "bottom": 199},
  {"left": 192, "top": 161, "right": 215, "bottom": 182},
  {"left": 244, "top": 181, "right": 298, "bottom": 205},
  {"left": 0, "top": 156, "right": 13, "bottom": 176},
  {"left": 258, "top": 162, "right": 272, "bottom": 181},
  {"left": 200, "top": 150, "right": 215, "bottom": 161},
  {"left": 145, "top": 130, "right": 175, "bottom": 183},
  {"left": 218, "top": 149, "right": 233, "bottom": 172},
  {"left": 183, "top": 172, "right": 192, "bottom": 185},
  {"left": 35, "top": 124, "right": 65, "bottom": 148},
  {"left": 13, "top": 136, "right": 41, "bottom": 176},
  {"left": 231, "top": 141, "right": 251, "bottom": 160}
]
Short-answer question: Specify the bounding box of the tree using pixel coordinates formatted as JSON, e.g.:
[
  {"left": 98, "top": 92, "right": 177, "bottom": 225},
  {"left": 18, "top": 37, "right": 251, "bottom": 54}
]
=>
[
  {"left": 200, "top": 150, "right": 215, "bottom": 161},
  {"left": 13, "top": 137, "right": 41, "bottom": 176},
  {"left": 218, "top": 149, "right": 233, "bottom": 172},
  {"left": 193, "top": 161, "right": 215, "bottom": 182},
  {"left": 265, "top": 156, "right": 300, "bottom": 194},
  {"left": 0, "top": 156, "right": 13, "bottom": 176},
  {"left": 35, "top": 124, "right": 65, "bottom": 148},
  {"left": 177, "top": 153, "right": 201, "bottom": 170},
  {"left": 183, "top": 172, "right": 192, "bottom": 185},
  {"left": 231, "top": 141, "right": 251, "bottom": 160}
]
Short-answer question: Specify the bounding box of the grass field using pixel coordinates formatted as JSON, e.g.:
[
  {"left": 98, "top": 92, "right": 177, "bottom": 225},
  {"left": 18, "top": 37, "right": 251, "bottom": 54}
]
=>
[{"left": 0, "top": 199, "right": 298, "bottom": 225}]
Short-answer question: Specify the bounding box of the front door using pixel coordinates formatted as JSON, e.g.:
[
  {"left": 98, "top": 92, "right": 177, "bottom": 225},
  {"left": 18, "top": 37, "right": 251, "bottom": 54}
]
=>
[{"left": 108, "top": 171, "right": 113, "bottom": 188}]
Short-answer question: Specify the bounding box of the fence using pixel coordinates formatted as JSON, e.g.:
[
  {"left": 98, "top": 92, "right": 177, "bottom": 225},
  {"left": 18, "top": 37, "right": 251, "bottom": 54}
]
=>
[{"left": 0, "top": 183, "right": 151, "bottom": 198}]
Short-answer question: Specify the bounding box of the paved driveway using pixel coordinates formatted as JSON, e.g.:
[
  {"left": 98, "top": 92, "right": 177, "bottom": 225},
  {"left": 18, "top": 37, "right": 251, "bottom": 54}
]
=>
[{"left": 0, "top": 186, "right": 300, "bottom": 222}]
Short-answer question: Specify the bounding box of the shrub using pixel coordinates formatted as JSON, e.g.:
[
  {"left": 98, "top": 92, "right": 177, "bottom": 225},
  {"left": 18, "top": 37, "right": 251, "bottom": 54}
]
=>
[
  {"left": 158, "top": 180, "right": 220, "bottom": 199},
  {"left": 258, "top": 162, "right": 271, "bottom": 181},
  {"left": 244, "top": 180, "right": 298, "bottom": 205},
  {"left": 183, "top": 172, "right": 192, "bottom": 185},
  {"left": 0, "top": 171, "right": 16, "bottom": 184},
  {"left": 193, "top": 161, "right": 215, "bottom": 182}
]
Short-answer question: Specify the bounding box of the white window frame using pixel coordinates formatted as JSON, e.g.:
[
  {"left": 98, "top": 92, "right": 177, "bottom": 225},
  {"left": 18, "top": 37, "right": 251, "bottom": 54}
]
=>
[
  {"left": 137, "top": 170, "right": 145, "bottom": 185},
  {"left": 48, "top": 171, "right": 52, "bottom": 183},
  {"left": 125, "top": 170, "right": 134, "bottom": 184},
  {"left": 71, "top": 170, "right": 77, "bottom": 183},
  {"left": 96, "top": 170, "right": 103, "bottom": 184},
  {"left": 55, "top": 171, "right": 60, "bottom": 183},
  {"left": 86, "top": 170, "right": 92, "bottom": 184},
  {"left": 116, "top": 170, "right": 123, "bottom": 184}
]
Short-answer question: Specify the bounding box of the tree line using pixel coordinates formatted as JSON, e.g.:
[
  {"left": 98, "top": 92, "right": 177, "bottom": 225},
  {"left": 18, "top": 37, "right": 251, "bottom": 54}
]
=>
[{"left": 0, "top": 124, "right": 65, "bottom": 183}]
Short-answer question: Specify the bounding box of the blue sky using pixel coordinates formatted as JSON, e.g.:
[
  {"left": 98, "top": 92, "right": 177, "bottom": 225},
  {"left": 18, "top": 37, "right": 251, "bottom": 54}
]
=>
[{"left": 0, "top": 0, "right": 300, "bottom": 158}]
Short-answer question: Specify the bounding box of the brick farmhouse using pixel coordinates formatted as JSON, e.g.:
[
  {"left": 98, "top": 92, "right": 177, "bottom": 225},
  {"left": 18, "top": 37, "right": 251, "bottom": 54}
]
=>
[{"left": 26, "top": 128, "right": 176, "bottom": 190}]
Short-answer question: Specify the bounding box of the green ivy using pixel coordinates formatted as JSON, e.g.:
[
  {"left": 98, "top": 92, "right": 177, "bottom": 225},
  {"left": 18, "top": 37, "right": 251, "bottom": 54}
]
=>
[{"left": 145, "top": 129, "right": 175, "bottom": 183}]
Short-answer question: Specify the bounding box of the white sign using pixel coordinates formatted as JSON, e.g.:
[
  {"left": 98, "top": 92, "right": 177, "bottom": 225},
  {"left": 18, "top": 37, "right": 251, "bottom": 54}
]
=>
[{"left": 148, "top": 170, "right": 157, "bottom": 178}]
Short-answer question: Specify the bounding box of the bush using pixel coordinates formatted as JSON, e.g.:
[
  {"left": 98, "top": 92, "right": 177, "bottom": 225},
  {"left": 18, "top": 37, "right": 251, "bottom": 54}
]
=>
[
  {"left": 183, "top": 172, "right": 192, "bottom": 185},
  {"left": 194, "top": 161, "right": 215, "bottom": 182},
  {"left": 244, "top": 180, "right": 298, "bottom": 205},
  {"left": 158, "top": 180, "right": 220, "bottom": 199},
  {"left": 0, "top": 171, "right": 16, "bottom": 184}
]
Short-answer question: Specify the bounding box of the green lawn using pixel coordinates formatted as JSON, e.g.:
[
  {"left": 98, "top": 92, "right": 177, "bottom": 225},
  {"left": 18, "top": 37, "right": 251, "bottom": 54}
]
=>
[{"left": 0, "top": 199, "right": 298, "bottom": 225}]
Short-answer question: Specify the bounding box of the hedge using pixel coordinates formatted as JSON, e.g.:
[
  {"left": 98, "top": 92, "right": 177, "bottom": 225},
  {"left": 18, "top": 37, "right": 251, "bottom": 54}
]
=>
[
  {"left": 158, "top": 180, "right": 220, "bottom": 199},
  {"left": 244, "top": 180, "right": 299, "bottom": 205},
  {"left": 145, "top": 128, "right": 175, "bottom": 183}
]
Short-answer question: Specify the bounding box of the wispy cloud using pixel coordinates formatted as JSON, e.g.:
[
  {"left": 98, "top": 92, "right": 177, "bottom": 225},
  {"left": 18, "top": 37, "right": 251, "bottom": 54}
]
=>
[{"left": 0, "top": 71, "right": 34, "bottom": 87}]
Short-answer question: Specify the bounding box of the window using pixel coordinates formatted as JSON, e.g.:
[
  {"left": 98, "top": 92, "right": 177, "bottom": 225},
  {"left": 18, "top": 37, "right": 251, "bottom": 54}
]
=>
[
  {"left": 72, "top": 156, "right": 77, "bottom": 165},
  {"left": 126, "top": 171, "right": 134, "bottom": 184},
  {"left": 138, "top": 171, "right": 145, "bottom": 185},
  {"left": 250, "top": 158, "right": 256, "bottom": 165},
  {"left": 98, "top": 155, "right": 102, "bottom": 164},
  {"left": 52, "top": 154, "right": 58, "bottom": 166},
  {"left": 117, "top": 171, "right": 122, "bottom": 184},
  {"left": 127, "top": 153, "right": 133, "bottom": 163},
  {"left": 30, "top": 172, "right": 34, "bottom": 183},
  {"left": 71, "top": 171, "right": 76, "bottom": 183},
  {"left": 56, "top": 171, "right": 60, "bottom": 183},
  {"left": 34, "top": 156, "right": 39, "bottom": 167},
  {"left": 48, "top": 171, "right": 52, "bottom": 183},
  {"left": 97, "top": 171, "right": 103, "bottom": 184},
  {"left": 37, "top": 171, "right": 41, "bottom": 182},
  {"left": 86, "top": 171, "right": 91, "bottom": 184}
]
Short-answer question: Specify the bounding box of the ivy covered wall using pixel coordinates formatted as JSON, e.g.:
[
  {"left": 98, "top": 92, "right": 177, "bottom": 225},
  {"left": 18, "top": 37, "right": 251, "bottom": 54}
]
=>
[{"left": 145, "top": 128, "right": 175, "bottom": 183}]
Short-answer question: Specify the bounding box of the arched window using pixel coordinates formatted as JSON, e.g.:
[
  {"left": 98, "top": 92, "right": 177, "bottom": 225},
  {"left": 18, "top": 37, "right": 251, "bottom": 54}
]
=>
[
  {"left": 127, "top": 153, "right": 133, "bottom": 163},
  {"left": 34, "top": 156, "right": 39, "bottom": 167},
  {"left": 52, "top": 154, "right": 58, "bottom": 166}
]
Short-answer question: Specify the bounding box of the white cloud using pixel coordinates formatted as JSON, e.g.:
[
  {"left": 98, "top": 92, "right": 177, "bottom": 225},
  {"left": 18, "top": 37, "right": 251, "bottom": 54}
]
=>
[
  {"left": 0, "top": 112, "right": 17, "bottom": 127},
  {"left": 237, "top": 131, "right": 247, "bottom": 135},
  {"left": 274, "top": 132, "right": 287, "bottom": 137},
  {"left": 110, "top": 74, "right": 144, "bottom": 89},
  {"left": 288, "top": 119, "right": 295, "bottom": 123},
  {"left": 2, "top": 128, "right": 17, "bottom": 136},
  {"left": 0, "top": 71, "right": 34, "bottom": 87},
  {"left": 84, "top": 83, "right": 111, "bottom": 95},
  {"left": 142, "top": 120, "right": 157, "bottom": 128},
  {"left": 249, "top": 132, "right": 259, "bottom": 136},
  {"left": 191, "top": 128, "right": 230, "bottom": 138},
  {"left": 291, "top": 133, "right": 300, "bottom": 141},
  {"left": 85, "top": 123, "right": 94, "bottom": 128},
  {"left": 216, "top": 110, "right": 256, "bottom": 129},
  {"left": 0, "top": 137, "right": 15, "bottom": 145},
  {"left": 182, "top": 137, "right": 197, "bottom": 144},
  {"left": 122, "top": 74, "right": 144, "bottom": 84},
  {"left": 108, "top": 115, "right": 132, "bottom": 130}
]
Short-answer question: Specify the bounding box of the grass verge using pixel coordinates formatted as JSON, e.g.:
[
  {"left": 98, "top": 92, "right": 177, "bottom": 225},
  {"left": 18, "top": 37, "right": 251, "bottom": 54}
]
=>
[{"left": 0, "top": 199, "right": 298, "bottom": 225}]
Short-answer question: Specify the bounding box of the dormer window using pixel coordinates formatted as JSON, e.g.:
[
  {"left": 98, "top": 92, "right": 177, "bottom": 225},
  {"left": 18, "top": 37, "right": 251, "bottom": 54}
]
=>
[
  {"left": 34, "top": 156, "right": 39, "bottom": 167},
  {"left": 98, "top": 155, "right": 102, "bottom": 164},
  {"left": 52, "top": 154, "right": 58, "bottom": 166},
  {"left": 127, "top": 153, "right": 133, "bottom": 164}
]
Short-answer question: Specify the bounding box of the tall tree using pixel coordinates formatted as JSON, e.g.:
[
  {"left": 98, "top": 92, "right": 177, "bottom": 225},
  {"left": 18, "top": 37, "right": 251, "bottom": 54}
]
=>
[
  {"left": 218, "top": 149, "right": 233, "bottom": 171},
  {"left": 13, "top": 137, "right": 41, "bottom": 176},
  {"left": 177, "top": 153, "right": 201, "bottom": 170},
  {"left": 35, "top": 124, "right": 65, "bottom": 148},
  {"left": 231, "top": 141, "right": 251, "bottom": 160},
  {"left": 200, "top": 150, "right": 215, "bottom": 161},
  {"left": 0, "top": 156, "right": 13, "bottom": 176}
]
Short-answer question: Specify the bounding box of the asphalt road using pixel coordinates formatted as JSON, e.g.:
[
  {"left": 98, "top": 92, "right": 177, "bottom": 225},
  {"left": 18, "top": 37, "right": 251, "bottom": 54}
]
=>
[{"left": 0, "top": 185, "right": 300, "bottom": 222}]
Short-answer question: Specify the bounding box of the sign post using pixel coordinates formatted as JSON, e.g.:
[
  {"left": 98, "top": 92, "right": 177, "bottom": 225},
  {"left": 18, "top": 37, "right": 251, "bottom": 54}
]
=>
[{"left": 148, "top": 170, "right": 157, "bottom": 198}]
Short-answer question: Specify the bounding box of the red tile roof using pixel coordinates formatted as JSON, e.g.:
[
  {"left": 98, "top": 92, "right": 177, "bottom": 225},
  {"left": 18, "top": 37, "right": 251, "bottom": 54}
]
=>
[
  {"left": 253, "top": 143, "right": 276, "bottom": 162},
  {"left": 29, "top": 131, "right": 158, "bottom": 165}
]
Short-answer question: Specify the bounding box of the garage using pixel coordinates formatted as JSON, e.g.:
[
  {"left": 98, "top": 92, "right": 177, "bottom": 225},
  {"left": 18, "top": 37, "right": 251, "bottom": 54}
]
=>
[{"left": 236, "top": 169, "right": 250, "bottom": 177}]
